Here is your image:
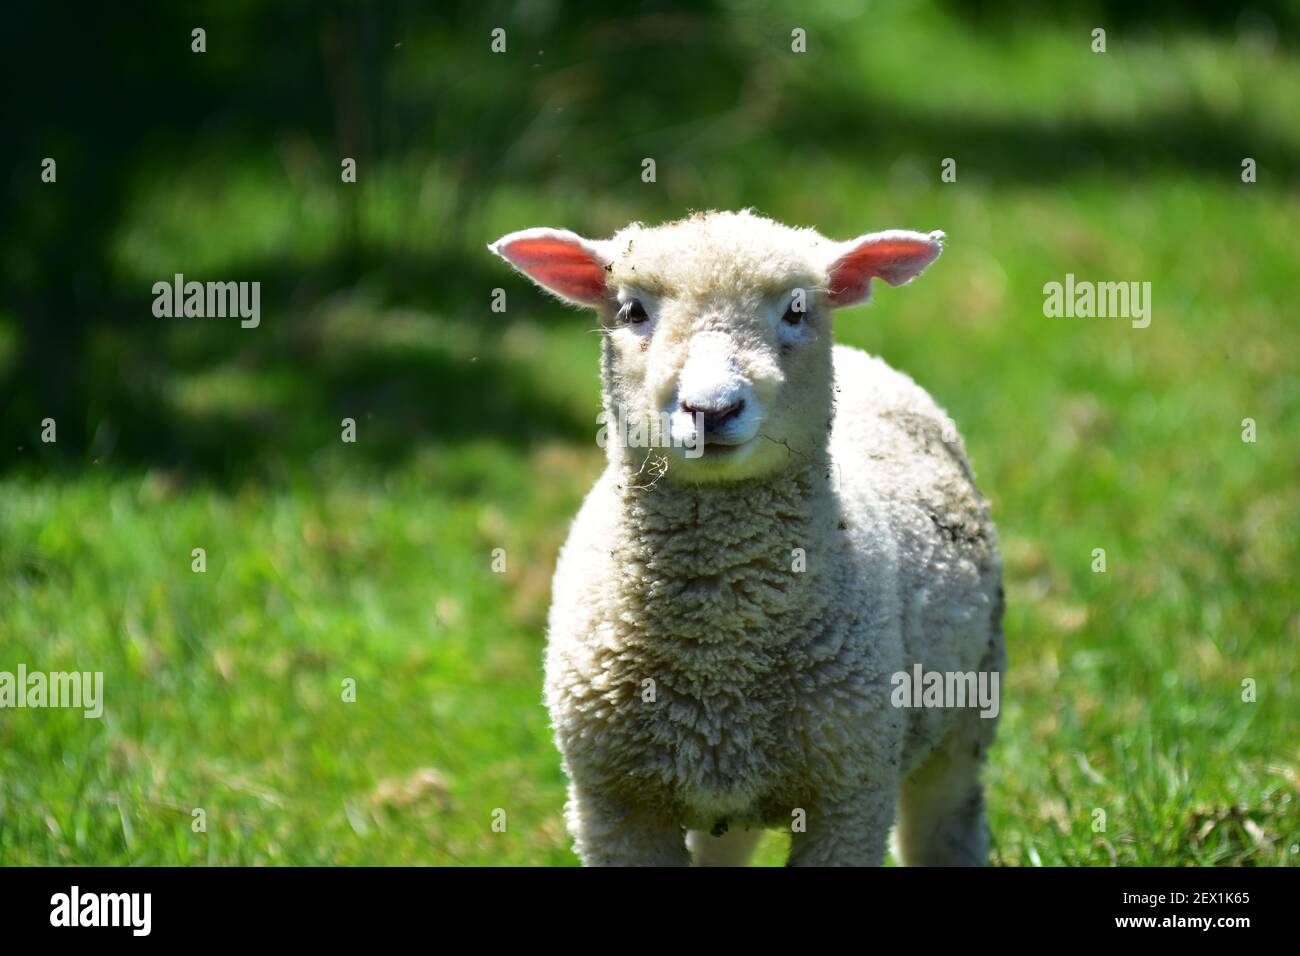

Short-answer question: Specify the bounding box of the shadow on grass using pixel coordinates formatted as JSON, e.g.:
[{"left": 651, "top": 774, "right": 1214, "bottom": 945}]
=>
[
  {"left": 767, "top": 95, "right": 1299, "bottom": 187},
  {"left": 0, "top": 247, "right": 593, "bottom": 483},
  {"left": 4, "top": 0, "right": 1294, "bottom": 484}
]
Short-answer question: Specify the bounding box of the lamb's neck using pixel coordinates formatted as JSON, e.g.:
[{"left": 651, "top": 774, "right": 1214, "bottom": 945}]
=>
[{"left": 611, "top": 455, "right": 839, "bottom": 651}]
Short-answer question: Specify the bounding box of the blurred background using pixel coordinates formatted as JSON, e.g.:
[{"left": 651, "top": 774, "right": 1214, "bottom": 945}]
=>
[{"left": 1, "top": 0, "right": 1297, "bottom": 865}]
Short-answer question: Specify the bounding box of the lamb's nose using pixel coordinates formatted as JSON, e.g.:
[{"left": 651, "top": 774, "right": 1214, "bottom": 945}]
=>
[{"left": 681, "top": 398, "right": 746, "bottom": 433}]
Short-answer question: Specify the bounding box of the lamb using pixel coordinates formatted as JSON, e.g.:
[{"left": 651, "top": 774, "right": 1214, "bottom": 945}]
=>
[{"left": 489, "top": 210, "right": 1004, "bottom": 866}]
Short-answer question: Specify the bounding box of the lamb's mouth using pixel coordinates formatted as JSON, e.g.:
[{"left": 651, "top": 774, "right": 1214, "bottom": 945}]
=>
[
  {"left": 671, "top": 431, "right": 759, "bottom": 461},
  {"left": 700, "top": 436, "right": 753, "bottom": 455}
]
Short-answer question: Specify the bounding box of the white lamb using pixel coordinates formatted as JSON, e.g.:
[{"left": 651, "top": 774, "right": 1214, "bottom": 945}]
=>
[{"left": 490, "top": 210, "right": 1004, "bottom": 866}]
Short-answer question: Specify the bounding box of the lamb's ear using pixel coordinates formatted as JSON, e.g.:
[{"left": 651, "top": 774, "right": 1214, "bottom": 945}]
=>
[
  {"left": 824, "top": 229, "right": 945, "bottom": 308},
  {"left": 488, "top": 227, "right": 613, "bottom": 307}
]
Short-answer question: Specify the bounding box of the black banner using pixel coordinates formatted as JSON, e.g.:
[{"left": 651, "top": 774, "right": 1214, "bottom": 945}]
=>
[{"left": 0, "top": 866, "right": 1288, "bottom": 942}]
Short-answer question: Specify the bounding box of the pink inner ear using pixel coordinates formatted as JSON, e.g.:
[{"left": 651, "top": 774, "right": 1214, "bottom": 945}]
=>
[
  {"left": 496, "top": 234, "right": 608, "bottom": 305},
  {"left": 827, "top": 233, "right": 942, "bottom": 306}
]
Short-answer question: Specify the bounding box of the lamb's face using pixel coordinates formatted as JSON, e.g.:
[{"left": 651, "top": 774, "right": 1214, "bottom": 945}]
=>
[
  {"left": 490, "top": 211, "right": 945, "bottom": 483},
  {"left": 598, "top": 236, "right": 835, "bottom": 482}
]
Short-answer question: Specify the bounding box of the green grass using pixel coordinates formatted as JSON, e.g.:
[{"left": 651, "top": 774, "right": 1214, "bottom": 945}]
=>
[{"left": 2, "top": 4, "right": 1297, "bottom": 865}]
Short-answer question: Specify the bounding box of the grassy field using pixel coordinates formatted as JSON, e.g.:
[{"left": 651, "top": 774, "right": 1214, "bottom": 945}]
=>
[{"left": 1, "top": 3, "right": 1298, "bottom": 865}]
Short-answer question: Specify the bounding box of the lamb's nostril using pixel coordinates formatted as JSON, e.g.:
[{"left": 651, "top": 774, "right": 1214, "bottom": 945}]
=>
[
  {"left": 713, "top": 399, "right": 745, "bottom": 428},
  {"left": 682, "top": 399, "right": 746, "bottom": 432}
]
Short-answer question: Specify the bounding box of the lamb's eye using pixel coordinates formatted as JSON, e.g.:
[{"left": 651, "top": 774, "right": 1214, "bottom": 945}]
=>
[
  {"left": 623, "top": 299, "right": 649, "bottom": 325},
  {"left": 782, "top": 303, "right": 804, "bottom": 326}
]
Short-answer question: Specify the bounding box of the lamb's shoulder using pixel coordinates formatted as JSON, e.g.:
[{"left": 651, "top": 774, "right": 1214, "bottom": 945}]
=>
[
  {"left": 830, "top": 343, "right": 996, "bottom": 561},
  {"left": 829, "top": 343, "right": 964, "bottom": 479}
]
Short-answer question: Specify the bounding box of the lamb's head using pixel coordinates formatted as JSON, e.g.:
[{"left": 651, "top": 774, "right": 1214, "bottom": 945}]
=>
[{"left": 489, "top": 210, "right": 943, "bottom": 483}]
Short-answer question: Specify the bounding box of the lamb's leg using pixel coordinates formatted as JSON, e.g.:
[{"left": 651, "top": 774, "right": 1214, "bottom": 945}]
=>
[
  {"left": 895, "top": 615, "right": 1003, "bottom": 867},
  {"left": 565, "top": 783, "right": 689, "bottom": 866},
  {"left": 894, "top": 712, "right": 996, "bottom": 866},
  {"left": 786, "top": 785, "right": 895, "bottom": 866},
  {"left": 687, "top": 826, "right": 763, "bottom": 866}
]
